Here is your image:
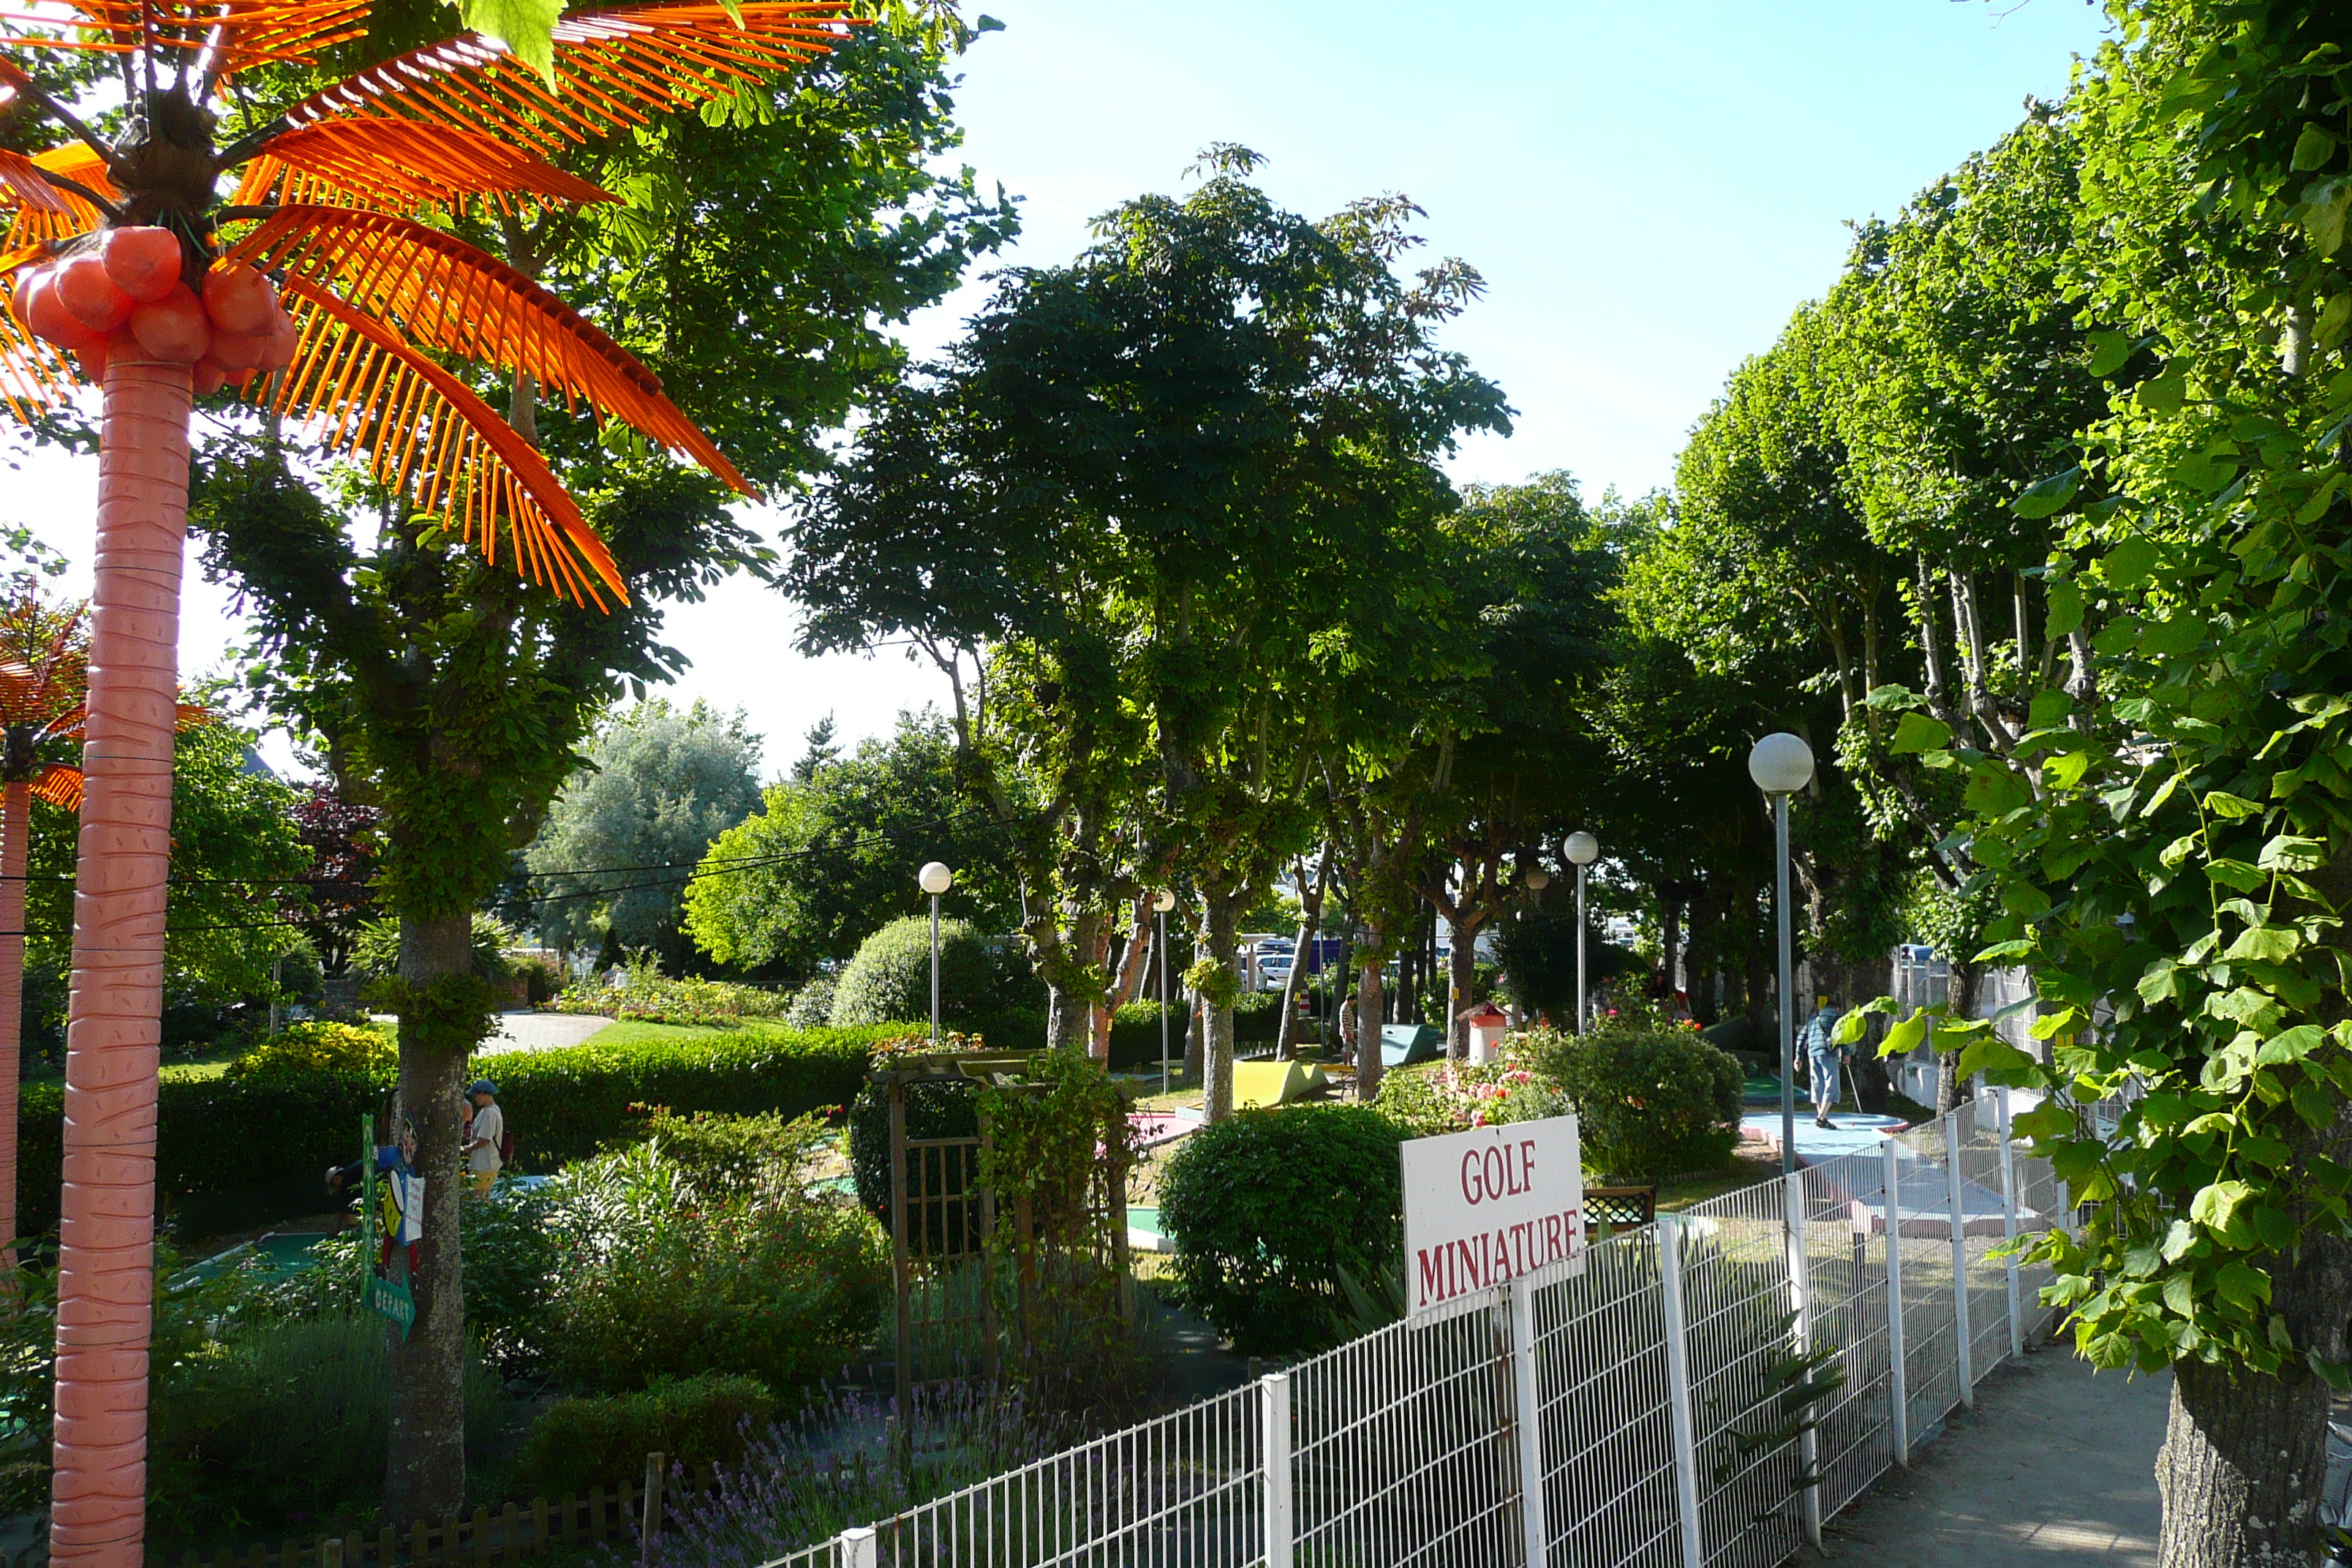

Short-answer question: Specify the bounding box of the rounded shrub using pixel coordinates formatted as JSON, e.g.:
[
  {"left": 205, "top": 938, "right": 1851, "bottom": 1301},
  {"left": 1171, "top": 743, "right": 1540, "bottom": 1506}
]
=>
[
  {"left": 520, "top": 1373, "right": 777, "bottom": 1494},
  {"left": 1520, "top": 1017, "right": 1745, "bottom": 1183},
  {"left": 786, "top": 975, "right": 837, "bottom": 1029},
  {"left": 829, "top": 916, "right": 1039, "bottom": 1032},
  {"left": 225, "top": 1019, "right": 393, "bottom": 1079},
  {"left": 1158, "top": 1104, "right": 1405, "bottom": 1355}
]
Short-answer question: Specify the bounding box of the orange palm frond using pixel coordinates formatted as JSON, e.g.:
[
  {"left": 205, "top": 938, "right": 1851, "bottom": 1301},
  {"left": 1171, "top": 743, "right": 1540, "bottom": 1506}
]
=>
[
  {"left": 230, "top": 118, "right": 617, "bottom": 214},
  {"left": 28, "top": 762, "right": 78, "bottom": 812},
  {"left": 266, "top": 278, "right": 627, "bottom": 607},
  {"left": 1, "top": 146, "right": 111, "bottom": 246},
  {"left": 0, "top": 149, "right": 69, "bottom": 217},
  {"left": 42, "top": 0, "right": 369, "bottom": 75},
  {"left": 227, "top": 206, "right": 749, "bottom": 493},
  {"left": 282, "top": 2, "right": 855, "bottom": 157}
]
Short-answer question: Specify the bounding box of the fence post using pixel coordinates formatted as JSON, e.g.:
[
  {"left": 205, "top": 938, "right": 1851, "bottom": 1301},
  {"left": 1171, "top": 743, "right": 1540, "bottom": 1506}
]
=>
[
  {"left": 1997, "top": 1088, "right": 2024, "bottom": 1359},
  {"left": 837, "top": 1525, "right": 877, "bottom": 1568},
  {"left": 1509, "top": 1275, "right": 1549, "bottom": 1568},
  {"left": 1657, "top": 1216, "right": 1705, "bottom": 1568},
  {"left": 1943, "top": 1108, "right": 1975, "bottom": 1407},
  {"left": 638, "top": 1452, "right": 664, "bottom": 1567},
  {"left": 1262, "top": 1370, "right": 1294, "bottom": 1568},
  {"left": 1883, "top": 1135, "right": 1909, "bottom": 1468},
  {"left": 1782, "top": 1172, "right": 1823, "bottom": 1547}
]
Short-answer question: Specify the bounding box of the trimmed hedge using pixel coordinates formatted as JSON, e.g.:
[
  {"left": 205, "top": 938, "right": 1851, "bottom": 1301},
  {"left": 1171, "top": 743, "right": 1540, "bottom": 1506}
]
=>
[
  {"left": 13, "top": 1022, "right": 911, "bottom": 1240},
  {"left": 520, "top": 1374, "right": 777, "bottom": 1495}
]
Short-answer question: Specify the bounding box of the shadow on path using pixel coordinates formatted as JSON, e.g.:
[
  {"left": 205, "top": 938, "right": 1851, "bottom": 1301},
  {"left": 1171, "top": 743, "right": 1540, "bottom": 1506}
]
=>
[{"left": 1819, "top": 1346, "right": 2166, "bottom": 1564}]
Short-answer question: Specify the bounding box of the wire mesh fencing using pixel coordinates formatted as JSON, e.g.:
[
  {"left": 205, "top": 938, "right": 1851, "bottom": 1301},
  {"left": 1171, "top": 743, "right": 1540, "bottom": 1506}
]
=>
[{"left": 778, "top": 1092, "right": 2067, "bottom": 1568}]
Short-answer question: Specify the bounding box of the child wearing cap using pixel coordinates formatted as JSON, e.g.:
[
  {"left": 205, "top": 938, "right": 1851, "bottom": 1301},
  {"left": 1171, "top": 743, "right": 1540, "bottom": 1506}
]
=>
[{"left": 462, "top": 1079, "right": 505, "bottom": 1194}]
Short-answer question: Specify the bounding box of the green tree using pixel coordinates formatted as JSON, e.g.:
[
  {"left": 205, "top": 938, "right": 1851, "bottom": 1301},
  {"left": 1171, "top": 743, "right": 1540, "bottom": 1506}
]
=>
[
  {"left": 524, "top": 700, "right": 761, "bottom": 968},
  {"left": 27, "top": 720, "right": 310, "bottom": 1022},
  {"left": 197, "top": 6, "right": 1015, "bottom": 1519},
  {"left": 1885, "top": 6, "right": 2352, "bottom": 1559},
  {"left": 788, "top": 148, "right": 1508, "bottom": 1117},
  {"left": 683, "top": 709, "right": 1022, "bottom": 982}
]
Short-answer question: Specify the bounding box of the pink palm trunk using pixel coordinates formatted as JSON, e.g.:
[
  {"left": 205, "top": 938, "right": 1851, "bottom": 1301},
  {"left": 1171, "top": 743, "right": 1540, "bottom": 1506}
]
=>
[
  {"left": 49, "top": 357, "right": 191, "bottom": 1567},
  {"left": 0, "top": 776, "right": 27, "bottom": 1268}
]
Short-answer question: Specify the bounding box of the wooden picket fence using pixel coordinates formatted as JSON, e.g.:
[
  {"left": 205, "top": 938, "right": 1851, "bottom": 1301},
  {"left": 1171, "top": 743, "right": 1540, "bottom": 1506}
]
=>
[{"left": 162, "top": 1455, "right": 719, "bottom": 1568}]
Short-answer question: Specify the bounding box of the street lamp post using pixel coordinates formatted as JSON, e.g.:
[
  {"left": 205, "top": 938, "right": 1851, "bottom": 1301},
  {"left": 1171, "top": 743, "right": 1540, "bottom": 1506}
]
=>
[
  {"left": 1153, "top": 889, "right": 1177, "bottom": 1096},
  {"left": 1564, "top": 834, "right": 1598, "bottom": 1032},
  {"left": 1747, "top": 734, "right": 1816, "bottom": 1176},
  {"left": 919, "top": 862, "right": 953, "bottom": 1048}
]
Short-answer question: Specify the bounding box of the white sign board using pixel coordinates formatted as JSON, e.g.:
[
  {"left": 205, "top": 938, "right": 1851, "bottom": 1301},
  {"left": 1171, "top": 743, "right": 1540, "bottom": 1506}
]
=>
[{"left": 1402, "top": 1114, "right": 1583, "bottom": 1319}]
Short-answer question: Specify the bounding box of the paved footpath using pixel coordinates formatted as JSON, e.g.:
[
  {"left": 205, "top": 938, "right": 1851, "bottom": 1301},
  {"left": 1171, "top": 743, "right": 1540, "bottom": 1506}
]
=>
[{"left": 1821, "top": 1346, "right": 2168, "bottom": 1564}]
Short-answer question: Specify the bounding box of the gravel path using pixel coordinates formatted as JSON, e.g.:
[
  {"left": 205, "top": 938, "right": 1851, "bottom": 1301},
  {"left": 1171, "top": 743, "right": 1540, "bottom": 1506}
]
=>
[{"left": 474, "top": 1011, "right": 612, "bottom": 1056}]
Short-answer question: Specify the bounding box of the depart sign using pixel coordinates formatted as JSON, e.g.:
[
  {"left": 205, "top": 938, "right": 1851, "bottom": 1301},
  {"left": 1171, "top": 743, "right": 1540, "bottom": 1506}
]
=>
[{"left": 1401, "top": 1115, "right": 1584, "bottom": 1319}]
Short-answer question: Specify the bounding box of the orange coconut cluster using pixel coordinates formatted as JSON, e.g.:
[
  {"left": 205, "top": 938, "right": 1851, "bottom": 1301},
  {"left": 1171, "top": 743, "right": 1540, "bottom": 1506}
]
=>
[{"left": 10, "top": 226, "right": 298, "bottom": 392}]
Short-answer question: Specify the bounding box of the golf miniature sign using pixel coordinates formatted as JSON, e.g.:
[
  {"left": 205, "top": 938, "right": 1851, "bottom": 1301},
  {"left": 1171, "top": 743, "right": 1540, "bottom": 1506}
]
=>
[{"left": 1403, "top": 1114, "right": 1584, "bottom": 1318}]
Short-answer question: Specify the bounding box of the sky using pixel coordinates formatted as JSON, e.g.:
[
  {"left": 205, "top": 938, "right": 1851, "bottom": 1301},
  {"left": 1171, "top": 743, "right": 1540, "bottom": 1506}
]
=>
[{"left": 4, "top": 0, "right": 2115, "bottom": 778}]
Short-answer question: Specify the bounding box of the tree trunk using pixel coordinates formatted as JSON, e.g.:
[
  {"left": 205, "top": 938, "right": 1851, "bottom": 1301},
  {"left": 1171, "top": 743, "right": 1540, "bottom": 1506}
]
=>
[
  {"left": 1937, "top": 959, "right": 1980, "bottom": 1113},
  {"left": 0, "top": 778, "right": 26, "bottom": 1267},
  {"left": 1447, "top": 919, "right": 1479, "bottom": 1058},
  {"left": 382, "top": 910, "right": 474, "bottom": 1523},
  {"left": 1275, "top": 848, "right": 1330, "bottom": 1059},
  {"left": 50, "top": 358, "right": 193, "bottom": 1568},
  {"left": 1200, "top": 894, "right": 1238, "bottom": 1122},
  {"left": 1659, "top": 888, "right": 1684, "bottom": 998},
  {"left": 1182, "top": 984, "right": 1204, "bottom": 1082},
  {"left": 2156, "top": 1219, "right": 2349, "bottom": 1568},
  {"left": 1355, "top": 948, "right": 1385, "bottom": 1102},
  {"left": 1688, "top": 879, "right": 1719, "bottom": 1028}
]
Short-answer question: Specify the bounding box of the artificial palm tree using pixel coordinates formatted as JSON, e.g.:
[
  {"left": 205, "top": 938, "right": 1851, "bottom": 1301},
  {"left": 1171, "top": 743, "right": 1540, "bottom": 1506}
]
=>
[{"left": 0, "top": 4, "right": 854, "bottom": 1561}]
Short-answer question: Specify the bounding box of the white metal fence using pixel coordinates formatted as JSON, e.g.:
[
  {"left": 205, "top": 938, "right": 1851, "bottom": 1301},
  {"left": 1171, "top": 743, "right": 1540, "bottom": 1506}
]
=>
[{"left": 769, "top": 1095, "right": 2065, "bottom": 1568}]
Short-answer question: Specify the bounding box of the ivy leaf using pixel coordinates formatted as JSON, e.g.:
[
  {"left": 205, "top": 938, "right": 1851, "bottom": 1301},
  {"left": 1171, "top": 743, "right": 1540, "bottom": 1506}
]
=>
[
  {"left": 2293, "top": 122, "right": 2339, "bottom": 173},
  {"left": 2136, "top": 365, "right": 2187, "bottom": 416},
  {"left": 2136, "top": 959, "right": 2184, "bottom": 1006},
  {"left": 2215, "top": 1260, "right": 2272, "bottom": 1313},
  {"left": 1878, "top": 1009, "right": 1930, "bottom": 1059},
  {"left": 2013, "top": 467, "right": 2081, "bottom": 519},
  {"left": 2204, "top": 791, "right": 2263, "bottom": 819},
  {"left": 456, "top": 0, "right": 563, "bottom": 86},
  {"left": 2045, "top": 750, "right": 2096, "bottom": 790},
  {"left": 2190, "top": 1179, "right": 2253, "bottom": 1233},
  {"left": 2045, "top": 581, "right": 2085, "bottom": 637},
  {"left": 2205, "top": 859, "right": 2264, "bottom": 892},
  {"left": 2258, "top": 835, "right": 2324, "bottom": 871},
  {"left": 2255, "top": 1025, "right": 2325, "bottom": 1065},
  {"left": 2140, "top": 613, "right": 2206, "bottom": 657},
  {"left": 2293, "top": 1081, "right": 2338, "bottom": 1131},
  {"left": 2085, "top": 331, "right": 2138, "bottom": 377},
  {"left": 2309, "top": 180, "right": 2352, "bottom": 257},
  {"left": 2104, "top": 535, "right": 2160, "bottom": 589},
  {"left": 2310, "top": 1354, "right": 2352, "bottom": 1393},
  {"left": 2224, "top": 925, "right": 2303, "bottom": 963},
  {"left": 1956, "top": 1036, "right": 2038, "bottom": 1078},
  {"left": 1890, "top": 710, "right": 1952, "bottom": 756}
]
